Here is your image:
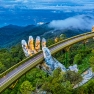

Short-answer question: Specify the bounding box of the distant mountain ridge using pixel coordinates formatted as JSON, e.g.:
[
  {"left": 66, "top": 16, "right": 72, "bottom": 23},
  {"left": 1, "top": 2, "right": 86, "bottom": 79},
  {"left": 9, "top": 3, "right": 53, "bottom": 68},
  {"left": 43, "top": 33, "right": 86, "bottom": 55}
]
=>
[
  {"left": 0, "top": 23, "right": 90, "bottom": 48},
  {"left": 0, "top": 24, "right": 52, "bottom": 48}
]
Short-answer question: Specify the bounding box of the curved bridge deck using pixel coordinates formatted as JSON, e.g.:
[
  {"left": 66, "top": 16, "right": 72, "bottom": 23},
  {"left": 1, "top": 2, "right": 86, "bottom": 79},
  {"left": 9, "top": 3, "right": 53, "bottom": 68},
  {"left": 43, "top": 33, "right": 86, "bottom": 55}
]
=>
[{"left": 0, "top": 32, "right": 94, "bottom": 92}]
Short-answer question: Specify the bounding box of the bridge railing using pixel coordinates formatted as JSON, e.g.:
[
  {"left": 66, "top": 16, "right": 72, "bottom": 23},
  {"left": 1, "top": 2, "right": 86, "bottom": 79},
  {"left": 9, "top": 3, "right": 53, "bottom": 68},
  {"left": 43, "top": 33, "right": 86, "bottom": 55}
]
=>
[
  {"left": 0, "top": 32, "right": 93, "bottom": 78},
  {"left": 49, "top": 31, "right": 92, "bottom": 49},
  {"left": 0, "top": 51, "right": 42, "bottom": 78}
]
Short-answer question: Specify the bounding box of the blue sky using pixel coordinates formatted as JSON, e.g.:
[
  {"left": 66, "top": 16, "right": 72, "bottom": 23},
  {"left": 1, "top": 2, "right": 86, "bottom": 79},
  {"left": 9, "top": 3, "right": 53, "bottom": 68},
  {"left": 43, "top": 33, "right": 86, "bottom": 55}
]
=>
[
  {"left": 0, "top": 0, "right": 94, "bottom": 10},
  {"left": 0, "top": 0, "right": 94, "bottom": 27}
]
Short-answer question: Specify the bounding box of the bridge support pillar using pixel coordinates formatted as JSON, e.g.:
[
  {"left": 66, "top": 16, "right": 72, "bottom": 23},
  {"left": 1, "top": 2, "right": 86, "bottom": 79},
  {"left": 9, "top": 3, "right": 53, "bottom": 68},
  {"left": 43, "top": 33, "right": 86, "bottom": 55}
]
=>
[
  {"left": 82, "top": 39, "right": 88, "bottom": 50},
  {"left": 9, "top": 80, "right": 18, "bottom": 89},
  {"left": 64, "top": 46, "right": 71, "bottom": 67},
  {"left": 92, "top": 26, "right": 94, "bottom": 39}
]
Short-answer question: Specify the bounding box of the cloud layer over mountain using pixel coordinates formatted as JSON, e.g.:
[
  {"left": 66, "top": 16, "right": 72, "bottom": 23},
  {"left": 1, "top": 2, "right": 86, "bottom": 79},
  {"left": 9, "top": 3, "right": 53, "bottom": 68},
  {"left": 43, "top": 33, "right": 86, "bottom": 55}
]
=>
[
  {"left": 0, "top": 0, "right": 94, "bottom": 10},
  {"left": 48, "top": 15, "right": 94, "bottom": 30}
]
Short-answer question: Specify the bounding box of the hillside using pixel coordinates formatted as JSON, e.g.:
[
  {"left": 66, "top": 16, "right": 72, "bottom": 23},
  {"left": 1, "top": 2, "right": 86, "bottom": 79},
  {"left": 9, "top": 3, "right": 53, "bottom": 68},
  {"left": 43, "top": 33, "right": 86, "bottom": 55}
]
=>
[
  {"left": 0, "top": 23, "right": 90, "bottom": 48},
  {"left": 0, "top": 24, "right": 52, "bottom": 48},
  {"left": 1, "top": 35, "right": 94, "bottom": 94}
]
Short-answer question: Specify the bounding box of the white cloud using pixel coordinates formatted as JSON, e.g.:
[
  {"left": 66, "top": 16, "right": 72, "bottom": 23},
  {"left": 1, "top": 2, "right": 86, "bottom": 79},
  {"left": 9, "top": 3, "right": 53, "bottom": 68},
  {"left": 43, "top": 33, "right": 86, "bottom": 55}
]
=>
[
  {"left": 0, "top": 0, "right": 94, "bottom": 10},
  {"left": 14, "top": 0, "right": 28, "bottom": 3},
  {"left": 48, "top": 15, "right": 94, "bottom": 30}
]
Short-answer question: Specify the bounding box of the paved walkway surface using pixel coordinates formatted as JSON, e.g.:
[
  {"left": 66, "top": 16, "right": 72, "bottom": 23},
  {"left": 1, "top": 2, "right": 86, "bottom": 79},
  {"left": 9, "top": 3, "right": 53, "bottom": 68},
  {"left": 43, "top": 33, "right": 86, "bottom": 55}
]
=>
[{"left": 74, "top": 68, "right": 94, "bottom": 88}]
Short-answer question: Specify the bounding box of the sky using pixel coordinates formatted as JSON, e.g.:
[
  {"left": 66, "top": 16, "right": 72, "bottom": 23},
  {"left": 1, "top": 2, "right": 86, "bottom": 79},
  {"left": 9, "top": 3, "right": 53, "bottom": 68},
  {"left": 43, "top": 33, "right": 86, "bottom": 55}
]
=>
[
  {"left": 0, "top": 0, "right": 94, "bottom": 27},
  {"left": 0, "top": 0, "right": 94, "bottom": 10}
]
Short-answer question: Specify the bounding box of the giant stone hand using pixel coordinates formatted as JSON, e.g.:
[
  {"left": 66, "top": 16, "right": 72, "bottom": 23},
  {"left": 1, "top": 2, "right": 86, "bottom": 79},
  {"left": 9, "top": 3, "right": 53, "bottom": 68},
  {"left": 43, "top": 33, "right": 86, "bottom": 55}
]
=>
[{"left": 21, "top": 36, "right": 45, "bottom": 57}]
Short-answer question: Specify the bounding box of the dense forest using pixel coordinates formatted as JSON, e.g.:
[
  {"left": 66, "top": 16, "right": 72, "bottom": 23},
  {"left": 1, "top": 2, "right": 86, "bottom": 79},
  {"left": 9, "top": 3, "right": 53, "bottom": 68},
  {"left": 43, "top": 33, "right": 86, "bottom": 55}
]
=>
[{"left": 0, "top": 35, "right": 94, "bottom": 94}]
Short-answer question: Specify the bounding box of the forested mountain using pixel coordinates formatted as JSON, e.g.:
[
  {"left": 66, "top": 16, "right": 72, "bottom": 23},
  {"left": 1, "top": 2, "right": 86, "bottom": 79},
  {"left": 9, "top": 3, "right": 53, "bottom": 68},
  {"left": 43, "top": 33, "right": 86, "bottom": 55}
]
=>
[
  {"left": 0, "top": 24, "right": 51, "bottom": 48},
  {"left": 0, "top": 23, "right": 90, "bottom": 48}
]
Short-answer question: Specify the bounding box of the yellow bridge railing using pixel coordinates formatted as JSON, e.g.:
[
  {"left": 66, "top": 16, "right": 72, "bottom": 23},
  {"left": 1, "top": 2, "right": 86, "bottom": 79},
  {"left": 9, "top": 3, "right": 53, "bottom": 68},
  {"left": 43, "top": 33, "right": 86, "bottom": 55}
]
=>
[{"left": 0, "top": 32, "right": 94, "bottom": 93}]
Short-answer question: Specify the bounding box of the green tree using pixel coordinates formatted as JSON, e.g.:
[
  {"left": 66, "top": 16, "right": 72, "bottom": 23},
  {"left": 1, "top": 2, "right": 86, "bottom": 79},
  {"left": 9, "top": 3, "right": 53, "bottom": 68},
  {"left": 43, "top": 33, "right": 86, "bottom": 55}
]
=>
[
  {"left": 73, "top": 79, "right": 94, "bottom": 94},
  {"left": 85, "top": 79, "right": 94, "bottom": 94},
  {"left": 73, "top": 87, "right": 86, "bottom": 94},
  {"left": 26, "top": 68, "right": 47, "bottom": 86},
  {"left": 60, "top": 34, "right": 66, "bottom": 40},
  {"left": 74, "top": 54, "right": 82, "bottom": 65},
  {"left": 91, "top": 49, "right": 94, "bottom": 54},
  {"left": 89, "top": 56, "right": 94, "bottom": 72},
  {"left": 0, "top": 62, "right": 6, "bottom": 73},
  {"left": 65, "top": 71, "right": 83, "bottom": 85},
  {"left": 47, "top": 39, "right": 54, "bottom": 46},
  {"left": 0, "top": 44, "right": 25, "bottom": 73},
  {"left": 42, "top": 68, "right": 73, "bottom": 94},
  {"left": 20, "top": 81, "right": 34, "bottom": 94}
]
